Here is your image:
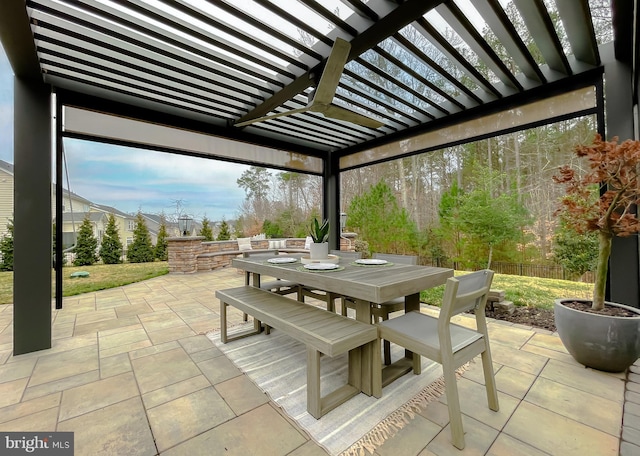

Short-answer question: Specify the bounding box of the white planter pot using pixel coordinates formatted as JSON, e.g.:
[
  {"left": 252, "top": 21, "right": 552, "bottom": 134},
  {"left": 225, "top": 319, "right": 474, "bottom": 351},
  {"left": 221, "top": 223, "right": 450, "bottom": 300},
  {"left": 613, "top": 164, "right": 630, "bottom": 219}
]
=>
[{"left": 309, "top": 242, "right": 329, "bottom": 260}]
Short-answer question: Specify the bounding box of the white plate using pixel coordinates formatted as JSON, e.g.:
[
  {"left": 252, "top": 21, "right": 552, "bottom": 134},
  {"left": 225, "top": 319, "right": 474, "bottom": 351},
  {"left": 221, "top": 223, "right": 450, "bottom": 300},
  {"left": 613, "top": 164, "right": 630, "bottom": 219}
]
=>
[
  {"left": 355, "top": 259, "right": 388, "bottom": 265},
  {"left": 304, "top": 263, "right": 340, "bottom": 270},
  {"left": 267, "top": 257, "right": 297, "bottom": 264}
]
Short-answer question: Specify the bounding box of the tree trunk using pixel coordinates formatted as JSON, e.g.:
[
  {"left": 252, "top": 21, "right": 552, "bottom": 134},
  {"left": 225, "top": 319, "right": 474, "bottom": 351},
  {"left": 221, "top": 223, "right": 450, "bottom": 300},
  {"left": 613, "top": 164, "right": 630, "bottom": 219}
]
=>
[{"left": 593, "top": 231, "right": 612, "bottom": 311}]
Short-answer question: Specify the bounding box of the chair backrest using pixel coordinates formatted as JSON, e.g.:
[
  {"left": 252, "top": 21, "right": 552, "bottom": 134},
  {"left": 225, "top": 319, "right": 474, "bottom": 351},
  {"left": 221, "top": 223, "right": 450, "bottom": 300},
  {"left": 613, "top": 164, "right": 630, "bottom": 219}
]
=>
[
  {"left": 372, "top": 253, "right": 417, "bottom": 265},
  {"left": 330, "top": 249, "right": 363, "bottom": 260},
  {"left": 440, "top": 270, "right": 494, "bottom": 320}
]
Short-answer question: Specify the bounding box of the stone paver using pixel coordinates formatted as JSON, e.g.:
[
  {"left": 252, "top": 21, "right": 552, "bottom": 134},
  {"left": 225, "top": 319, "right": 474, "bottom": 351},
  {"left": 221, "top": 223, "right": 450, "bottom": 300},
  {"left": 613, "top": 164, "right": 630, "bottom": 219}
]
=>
[
  {"left": 130, "top": 346, "right": 201, "bottom": 394},
  {"left": 214, "top": 374, "right": 270, "bottom": 415},
  {"left": 147, "top": 386, "right": 236, "bottom": 452},
  {"left": 503, "top": 401, "right": 619, "bottom": 456},
  {"left": 57, "top": 397, "right": 157, "bottom": 456},
  {"left": 142, "top": 374, "right": 211, "bottom": 409},
  {"left": 160, "top": 403, "right": 308, "bottom": 456},
  {"left": 58, "top": 371, "right": 139, "bottom": 421},
  {"left": 623, "top": 360, "right": 640, "bottom": 451},
  {"left": 525, "top": 376, "right": 622, "bottom": 436},
  {"left": 487, "top": 434, "right": 548, "bottom": 456}
]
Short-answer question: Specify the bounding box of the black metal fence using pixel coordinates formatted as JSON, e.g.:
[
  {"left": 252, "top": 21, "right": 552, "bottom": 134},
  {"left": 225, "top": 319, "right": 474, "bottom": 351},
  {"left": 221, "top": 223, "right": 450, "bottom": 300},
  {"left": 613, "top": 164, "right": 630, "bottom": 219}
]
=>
[{"left": 421, "top": 258, "right": 595, "bottom": 283}]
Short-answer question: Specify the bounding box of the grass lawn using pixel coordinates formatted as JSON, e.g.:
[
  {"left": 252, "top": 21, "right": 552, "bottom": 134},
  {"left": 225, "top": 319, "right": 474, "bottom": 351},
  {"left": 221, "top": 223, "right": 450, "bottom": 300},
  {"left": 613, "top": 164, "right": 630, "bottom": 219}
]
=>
[
  {"left": 420, "top": 271, "right": 593, "bottom": 310},
  {"left": 0, "top": 262, "right": 591, "bottom": 310},
  {"left": 0, "top": 262, "right": 169, "bottom": 305}
]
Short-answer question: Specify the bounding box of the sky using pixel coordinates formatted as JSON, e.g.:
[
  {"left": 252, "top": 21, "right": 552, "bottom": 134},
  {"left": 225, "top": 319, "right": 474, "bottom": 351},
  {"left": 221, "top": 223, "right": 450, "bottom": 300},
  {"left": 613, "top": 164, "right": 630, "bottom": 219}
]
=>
[{"left": 0, "top": 46, "right": 250, "bottom": 222}]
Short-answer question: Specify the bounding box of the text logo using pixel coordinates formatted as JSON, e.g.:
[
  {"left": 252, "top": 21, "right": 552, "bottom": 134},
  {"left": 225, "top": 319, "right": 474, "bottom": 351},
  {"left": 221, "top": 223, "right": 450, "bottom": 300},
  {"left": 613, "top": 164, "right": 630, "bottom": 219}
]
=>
[{"left": 1, "top": 433, "right": 73, "bottom": 455}]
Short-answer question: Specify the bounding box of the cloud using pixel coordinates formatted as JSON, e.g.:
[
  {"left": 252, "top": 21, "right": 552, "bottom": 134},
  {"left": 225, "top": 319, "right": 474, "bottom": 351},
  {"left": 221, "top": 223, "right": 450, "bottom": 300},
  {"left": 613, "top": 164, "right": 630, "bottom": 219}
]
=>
[{"left": 63, "top": 138, "right": 250, "bottom": 220}]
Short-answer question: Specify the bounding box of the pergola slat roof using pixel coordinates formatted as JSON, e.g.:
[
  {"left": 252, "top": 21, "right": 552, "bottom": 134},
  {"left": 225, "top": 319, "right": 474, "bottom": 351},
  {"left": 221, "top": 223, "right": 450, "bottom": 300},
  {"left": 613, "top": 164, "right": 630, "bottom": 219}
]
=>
[{"left": 9, "top": 0, "right": 615, "bottom": 161}]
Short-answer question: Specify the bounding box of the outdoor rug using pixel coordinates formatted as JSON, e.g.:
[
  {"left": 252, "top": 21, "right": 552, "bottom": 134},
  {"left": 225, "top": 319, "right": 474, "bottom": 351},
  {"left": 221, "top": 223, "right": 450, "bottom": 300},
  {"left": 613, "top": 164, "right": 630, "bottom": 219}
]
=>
[{"left": 207, "top": 324, "right": 466, "bottom": 455}]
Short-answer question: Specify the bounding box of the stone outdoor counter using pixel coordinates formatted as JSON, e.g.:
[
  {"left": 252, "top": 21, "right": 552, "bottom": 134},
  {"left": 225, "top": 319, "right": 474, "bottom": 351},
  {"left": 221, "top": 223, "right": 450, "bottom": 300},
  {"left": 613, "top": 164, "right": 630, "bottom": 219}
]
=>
[{"left": 167, "top": 235, "right": 356, "bottom": 273}]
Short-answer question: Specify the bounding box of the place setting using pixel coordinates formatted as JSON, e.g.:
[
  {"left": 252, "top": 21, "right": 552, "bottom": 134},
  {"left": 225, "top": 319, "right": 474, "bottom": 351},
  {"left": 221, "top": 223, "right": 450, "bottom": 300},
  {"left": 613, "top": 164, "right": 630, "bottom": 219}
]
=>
[
  {"left": 266, "top": 257, "right": 299, "bottom": 264},
  {"left": 297, "top": 262, "right": 345, "bottom": 273},
  {"left": 351, "top": 258, "right": 394, "bottom": 267}
]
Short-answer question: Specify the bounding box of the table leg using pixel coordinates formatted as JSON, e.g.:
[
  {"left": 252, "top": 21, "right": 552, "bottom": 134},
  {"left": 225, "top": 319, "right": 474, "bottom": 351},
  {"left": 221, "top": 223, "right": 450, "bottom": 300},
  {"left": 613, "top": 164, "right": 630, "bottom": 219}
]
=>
[
  {"left": 404, "top": 292, "right": 421, "bottom": 371},
  {"left": 250, "top": 273, "right": 270, "bottom": 334},
  {"left": 354, "top": 299, "right": 373, "bottom": 396}
]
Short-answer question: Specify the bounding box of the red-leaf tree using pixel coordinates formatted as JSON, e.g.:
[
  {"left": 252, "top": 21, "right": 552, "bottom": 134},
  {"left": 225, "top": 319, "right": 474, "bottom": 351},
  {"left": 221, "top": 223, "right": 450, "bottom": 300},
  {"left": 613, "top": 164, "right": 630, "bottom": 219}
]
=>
[{"left": 553, "top": 134, "right": 640, "bottom": 310}]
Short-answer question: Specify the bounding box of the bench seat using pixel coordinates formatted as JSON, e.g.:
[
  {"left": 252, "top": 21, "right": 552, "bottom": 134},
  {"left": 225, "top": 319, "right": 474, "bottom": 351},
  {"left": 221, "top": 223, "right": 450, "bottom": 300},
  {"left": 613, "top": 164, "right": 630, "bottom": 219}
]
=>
[{"left": 216, "top": 285, "right": 380, "bottom": 418}]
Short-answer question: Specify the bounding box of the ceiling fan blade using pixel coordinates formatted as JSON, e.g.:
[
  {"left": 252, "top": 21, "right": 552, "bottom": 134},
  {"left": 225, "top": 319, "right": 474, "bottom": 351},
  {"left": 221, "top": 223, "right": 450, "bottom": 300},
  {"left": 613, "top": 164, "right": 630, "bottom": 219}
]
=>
[
  {"left": 322, "top": 104, "right": 384, "bottom": 128},
  {"left": 312, "top": 38, "right": 350, "bottom": 105},
  {"left": 234, "top": 107, "right": 310, "bottom": 127}
]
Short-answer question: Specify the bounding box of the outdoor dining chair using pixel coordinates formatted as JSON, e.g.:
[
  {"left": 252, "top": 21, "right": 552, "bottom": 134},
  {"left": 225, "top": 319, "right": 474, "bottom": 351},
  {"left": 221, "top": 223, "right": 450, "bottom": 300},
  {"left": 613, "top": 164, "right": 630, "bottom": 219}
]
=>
[
  {"left": 300, "top": 249, "right": 363, "bottom": 312},
  {"left": 377, "top": 270, "right": 498, "bottom": 450},
  {"left": 242, "top": 250, "right": 302, "bottom": 299},
  {"left": 341, "top": 253, "right": 417, "bottom": 365},
  {"left": 240, "top": 250, "right": 302, "bottom": 323}
]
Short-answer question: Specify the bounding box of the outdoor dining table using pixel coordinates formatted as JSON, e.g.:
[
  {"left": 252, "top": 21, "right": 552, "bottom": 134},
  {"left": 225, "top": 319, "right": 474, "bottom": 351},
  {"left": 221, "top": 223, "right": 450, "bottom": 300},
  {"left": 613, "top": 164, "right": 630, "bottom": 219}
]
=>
[{"left": 231, "top": 254, "right": 454, "bottom": 395}]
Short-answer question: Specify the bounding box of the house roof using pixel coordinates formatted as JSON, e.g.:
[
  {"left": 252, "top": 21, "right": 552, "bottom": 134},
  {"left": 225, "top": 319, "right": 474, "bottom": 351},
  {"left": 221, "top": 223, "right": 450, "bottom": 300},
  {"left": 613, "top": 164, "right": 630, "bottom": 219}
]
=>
[
  {"left": 0, "top": 160, "right": 14, "bottom": 176},
  {"left": 92, "top": 203, "right": 134, "bottom": 219},
  {"left": 1, "top": 1, "right": 632, "bottom": 173},
  {"left": 52, "top": 185, "right": 93, "bottom": 205},
  {"left": 59, "top": 211, "right": 106, "bottom": 224}
]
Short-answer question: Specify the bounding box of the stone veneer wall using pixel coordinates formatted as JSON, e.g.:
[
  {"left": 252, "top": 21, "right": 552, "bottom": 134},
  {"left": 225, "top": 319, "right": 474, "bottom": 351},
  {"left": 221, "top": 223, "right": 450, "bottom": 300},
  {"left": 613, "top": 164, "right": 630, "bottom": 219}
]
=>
[
  {"left": 167, "top": 236, "right": 205, "bottom": 274},
  {"left": 167, "top": 236, "right": 357, "bottom": 273}
]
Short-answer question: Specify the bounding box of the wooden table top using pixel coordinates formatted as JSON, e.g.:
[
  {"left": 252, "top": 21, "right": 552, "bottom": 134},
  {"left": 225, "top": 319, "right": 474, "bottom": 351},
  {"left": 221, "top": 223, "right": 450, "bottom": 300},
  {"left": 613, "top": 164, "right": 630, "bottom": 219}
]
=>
[{"left": 232, "top": 255, "right": 453, "bottom": 304}]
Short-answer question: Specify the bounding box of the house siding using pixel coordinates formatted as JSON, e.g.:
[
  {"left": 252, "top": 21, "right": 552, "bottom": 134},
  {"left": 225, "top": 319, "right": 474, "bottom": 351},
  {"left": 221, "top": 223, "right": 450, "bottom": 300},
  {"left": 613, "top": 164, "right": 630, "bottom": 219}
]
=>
[{"left": 0, "top": 168, "right": 14, "bottom": 237}]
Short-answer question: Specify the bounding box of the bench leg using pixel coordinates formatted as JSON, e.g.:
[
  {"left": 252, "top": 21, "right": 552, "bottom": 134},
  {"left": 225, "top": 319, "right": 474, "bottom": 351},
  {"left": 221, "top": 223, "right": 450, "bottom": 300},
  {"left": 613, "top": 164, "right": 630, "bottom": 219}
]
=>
[
  {"left": 307, "top": 343, "right": 377, "bottom": 419},
  {"left": 220, "top": 300, "right": 229, "bottom": 344},
  {"left": 370, "top": 338, "right": 382, "bottom": 398},
  {"left": 243, "top": 272, "right": 250, "bottom": 321},
  {"left": 307, "top": 348, "right": 322, "bottom": 419},
  {"left": 219, "top": 298, "right": 262, "bottom": 344}
]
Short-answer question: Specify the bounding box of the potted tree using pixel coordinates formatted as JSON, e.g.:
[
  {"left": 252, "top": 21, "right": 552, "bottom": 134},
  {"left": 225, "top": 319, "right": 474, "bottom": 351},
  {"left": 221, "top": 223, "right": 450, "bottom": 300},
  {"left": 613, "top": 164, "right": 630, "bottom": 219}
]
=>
[
  {"left": 308, "top": 217, "right": 330, "bottom": 260},
  {"left": 553, "top": 134, "right": 640, "bottom": 372}
]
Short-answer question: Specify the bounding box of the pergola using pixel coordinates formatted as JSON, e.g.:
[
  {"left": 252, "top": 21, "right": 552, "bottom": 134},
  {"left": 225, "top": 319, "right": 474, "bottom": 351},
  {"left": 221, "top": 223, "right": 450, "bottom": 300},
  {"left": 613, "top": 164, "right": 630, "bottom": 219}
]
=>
[{"left": 0, "top": 0, "right": 638, "bottom": 355}]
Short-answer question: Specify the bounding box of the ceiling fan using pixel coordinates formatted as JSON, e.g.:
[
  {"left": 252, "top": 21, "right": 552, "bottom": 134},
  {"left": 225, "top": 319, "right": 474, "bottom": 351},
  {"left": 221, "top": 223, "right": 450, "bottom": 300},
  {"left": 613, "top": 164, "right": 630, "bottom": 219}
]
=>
[{"left": 234, "top": 38, "right": 384, "bottom": 129}]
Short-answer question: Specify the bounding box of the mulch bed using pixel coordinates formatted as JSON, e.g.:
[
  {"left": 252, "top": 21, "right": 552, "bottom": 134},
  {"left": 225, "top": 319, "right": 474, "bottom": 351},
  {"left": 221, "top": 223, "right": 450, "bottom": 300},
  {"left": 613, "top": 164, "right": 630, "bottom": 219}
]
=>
[
  {"left": 484, "top": 301, "right": 640, "bottom": 333},
  {"left": 561, "top": 300, "right": 639, "bottom": 317},
  {"left": 485, "top": 306, "right": 557, "bottom": 332}
]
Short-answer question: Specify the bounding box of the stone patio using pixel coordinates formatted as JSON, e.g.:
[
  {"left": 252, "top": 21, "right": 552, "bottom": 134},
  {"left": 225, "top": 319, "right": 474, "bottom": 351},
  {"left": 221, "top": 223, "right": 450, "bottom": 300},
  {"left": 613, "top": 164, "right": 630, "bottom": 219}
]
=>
[{"left": 0, "top": 267, "right": 637, "bottom": 455}]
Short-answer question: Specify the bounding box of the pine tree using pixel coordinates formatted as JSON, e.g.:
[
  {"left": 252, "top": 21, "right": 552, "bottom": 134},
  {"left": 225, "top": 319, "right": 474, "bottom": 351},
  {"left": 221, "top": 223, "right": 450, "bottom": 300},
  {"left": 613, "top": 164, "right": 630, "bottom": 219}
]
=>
[
  {"left": 217, "top": 219, "right": 231, "bottom": 240},
  {"left": 199, "top": 216, "right": 214, "bottom": 241},
  {"left": 155, "top": 220, "right": 168, "bottom": 261},
  {"left": 0, "top": 220, "right": 14, "bottom": 271},
  {"left": 348, "top": 181, "right": 419, "bottom": 254},
  {"left": 74, "top": 216, "right": 98, "bottom": 266},
  {"left": 127, "top": 212, "right": 155, "bottom": 263},
  {"left": 99, "top": 214, "right": 123, "bottom": 264}
]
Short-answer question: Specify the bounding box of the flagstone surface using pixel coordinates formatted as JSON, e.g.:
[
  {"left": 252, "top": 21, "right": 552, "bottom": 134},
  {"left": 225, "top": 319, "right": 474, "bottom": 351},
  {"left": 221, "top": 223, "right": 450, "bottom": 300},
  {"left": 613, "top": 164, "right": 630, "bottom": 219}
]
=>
[{"left": 0, "top": 266, "right": 634, "bottom": 455}]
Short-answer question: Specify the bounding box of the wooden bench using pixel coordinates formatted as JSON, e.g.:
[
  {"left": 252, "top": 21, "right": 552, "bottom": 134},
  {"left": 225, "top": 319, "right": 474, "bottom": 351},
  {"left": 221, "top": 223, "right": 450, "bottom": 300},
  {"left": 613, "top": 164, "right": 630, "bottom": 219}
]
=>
[{"left": 217, "top": 285, "right": 381, "bottom": 418}]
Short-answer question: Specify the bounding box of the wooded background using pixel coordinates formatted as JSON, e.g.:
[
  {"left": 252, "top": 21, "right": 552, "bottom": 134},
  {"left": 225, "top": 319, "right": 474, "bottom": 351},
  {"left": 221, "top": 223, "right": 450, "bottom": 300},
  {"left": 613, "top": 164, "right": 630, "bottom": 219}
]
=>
[{"left": 233, "top": 116, "right": 598, "bottom": 277}]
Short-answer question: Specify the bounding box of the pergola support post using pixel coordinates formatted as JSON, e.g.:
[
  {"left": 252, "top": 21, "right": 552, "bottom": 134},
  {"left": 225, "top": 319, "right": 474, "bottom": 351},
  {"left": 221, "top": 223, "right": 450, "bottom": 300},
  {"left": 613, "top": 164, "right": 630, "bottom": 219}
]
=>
[
  {"left": 13, "top": 77, "right": 53, "bottom": 355},
  {"left": 603, "top": 42, "right": 640, "bottom": 307},
  {"left": 323, "top": 151, "right": 340, "bottom": 251}
]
